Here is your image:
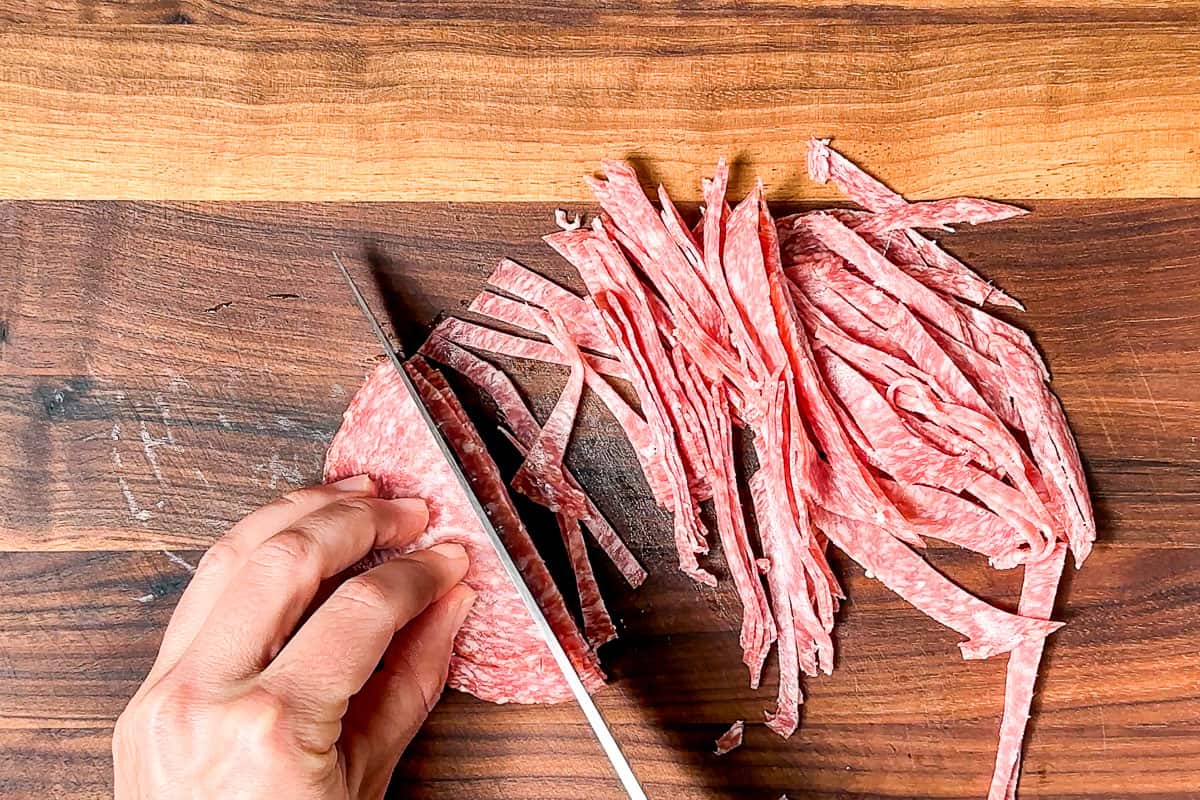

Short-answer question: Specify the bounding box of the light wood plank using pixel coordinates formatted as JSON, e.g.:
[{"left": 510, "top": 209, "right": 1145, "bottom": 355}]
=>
[
  {"left": 0, "top": 23, "right": 1198, "bottom": 200},
  {"left": 4, "top": 1, "right": 1200, "bottom": 26}
]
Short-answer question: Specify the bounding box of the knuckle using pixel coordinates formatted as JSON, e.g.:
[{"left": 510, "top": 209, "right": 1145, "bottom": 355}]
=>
[
  {"left": 222, "top": 687, "right": 292, "bottom": 757},
  {"left": 253, "top": 529, "right": 319, "bottom": 573},
  {"left": 334, "top": 576, "right": 397, "bottom": 626},
  {"left": 275, "top": 488, "right": 309, "bottom": 511},
  {"left": 129, "top": 677, "right": 199, "bottom": 737},
  {"left": 196, "top": 538, "right": 239, "bottom": 576},
  {"left": 332, "top": 496, "right": 377, "bottom": 524}
]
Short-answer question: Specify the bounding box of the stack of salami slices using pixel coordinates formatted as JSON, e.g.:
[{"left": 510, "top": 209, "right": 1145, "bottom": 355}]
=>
[{"left": 325, "top": 140, "right": 1094, "bottom": 800}]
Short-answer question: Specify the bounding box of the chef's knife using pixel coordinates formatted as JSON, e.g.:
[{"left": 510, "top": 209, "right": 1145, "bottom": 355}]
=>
[{"left": 333, "top": 253, "right": 647, "bottom": 800}]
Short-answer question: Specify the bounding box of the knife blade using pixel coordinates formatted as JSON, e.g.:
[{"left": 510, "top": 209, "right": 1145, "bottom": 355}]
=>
[{"left": 332, "top": 253, "right": 647, "bottom": 800}]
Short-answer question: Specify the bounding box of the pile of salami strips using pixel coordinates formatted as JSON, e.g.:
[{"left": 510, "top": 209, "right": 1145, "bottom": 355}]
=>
[{"left": 326, "top": 139, "right": 1094, "bottom": 799}]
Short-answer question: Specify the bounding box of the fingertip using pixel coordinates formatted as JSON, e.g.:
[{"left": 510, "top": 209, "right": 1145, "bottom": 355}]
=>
[
  {"left": 427, "top": 542, "right": 470, "bottom": 583},
  {"left": 381, "top": 497, "right": 429, "bottom": 541}
]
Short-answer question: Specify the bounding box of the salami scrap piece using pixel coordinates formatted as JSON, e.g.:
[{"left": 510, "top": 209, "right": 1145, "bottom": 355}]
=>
[
  {"left": 325, "top": 360, "right": 604, "bottom": 704},
  {"left": 714, "top": 720, "right": 746, "bottom": 756}
]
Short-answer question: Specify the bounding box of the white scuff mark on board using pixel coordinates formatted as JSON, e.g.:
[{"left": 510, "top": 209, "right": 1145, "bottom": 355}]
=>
[
  {"left": 275, "top": 415, "right": 295, "bottom": 430},
  {"left": 217, "top": 413, "right": 233, "bottom": 429},
  {"left": 110, "top": 422, "right": 153, "bottom": 522},
  {"left": 152, "top": 393, "right": 177, "bottom": 444},
  {"left": 193, "top": 467, "right": 211, "bottom": 488},
  {"left": 330, "top": 383, "right": 345, "bottom": 399},
  {"left": 139, "top": 421, "right": 167, "bottom": 486},
  {"left": 117, "top": 476, "right": 153, "bottom": 522},
  {"left": 162, "top": 549, "right": 197, "bottom": 574},
  {"left": 253, "top": 454, "right": 304, "bottom": 491},
  {"left": 138, "top": 407, "right": 182, "bottom": 488},
  {"left": 136, "top": 593, "right": 156, "bottom": 604}
]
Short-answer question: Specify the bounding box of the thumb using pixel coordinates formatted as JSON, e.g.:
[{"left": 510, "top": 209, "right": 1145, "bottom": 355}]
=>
[{"left": 342, "top": 582, "right": 476, "bottom": 799}]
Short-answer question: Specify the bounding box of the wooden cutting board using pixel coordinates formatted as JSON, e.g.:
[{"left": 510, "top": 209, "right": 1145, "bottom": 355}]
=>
[{"left": 1, "top": 5, "right": 1198, "bottom": 799}]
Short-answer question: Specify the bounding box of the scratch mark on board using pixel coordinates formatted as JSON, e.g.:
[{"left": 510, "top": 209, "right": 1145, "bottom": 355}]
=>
[
  {"left": 253, "top": 454, "right": 304, "bottom": 490},
  {"left": 193, "top": 467, "right": 211, "bottom": 488},
  {"left": 111, "top": 422, "right": 153, "bottom": 522},
  {"left": 117, "top": 477, "right": 153, "bottom": 522},
  {"left": 162, "top": 549, "right": 197, "bottom": 574},
  {"left": 1126, "top": 342, "right": 1167, "bottom": 433}
]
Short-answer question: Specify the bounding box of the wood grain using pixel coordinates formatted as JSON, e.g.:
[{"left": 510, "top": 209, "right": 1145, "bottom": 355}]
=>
[
  {"left": 1, "top": 22, "right": 1199, "bottom": 201},
  {"left": 3, "top": 200, "right": 1197, "bottom": 553},
  {"left": 0, "top": 541, "right": 1197, "bottom": 799},
  {"left": 4, "top": 1, "right": 1200, "bottom": 25},
  {"left": 2, "top": 196, "right": 1198, "bottom": 795}
]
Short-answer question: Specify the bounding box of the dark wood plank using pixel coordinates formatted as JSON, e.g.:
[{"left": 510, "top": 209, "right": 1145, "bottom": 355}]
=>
[
  {"left": 0, "top": 541, "right": 1196, "bottom": 799},
  {"left": 2, "top": 200, "right": 1197, "bottom": 552},
  {"left": 1, "top": 199, "right": 1198, "bottom": 797}
]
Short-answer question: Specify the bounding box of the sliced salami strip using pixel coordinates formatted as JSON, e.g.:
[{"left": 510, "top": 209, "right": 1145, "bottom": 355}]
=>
[
  {"left": 420, "top": 335, "right": 647, "bottom": 588},
  {"left": 806, "top": 138, "right": 1022, "bottom": 310},
  {"left": 988, "top": 543, "right": 1068, "bottom": 800},
  {"left": 433, "top": 316, "right": 627, "bottom": 380},
  {"left": 469, "top": 289, "right": 617, "bottom": 358},
  {"left": 856, "top": 197, "right": 1028, "bottom": 234},
  {"left": 810, "top": 506, "right": 1062, "bottom": 659},
  {"left": 487, "top": 257, "right": 606, "bottom": 342},
  {"left": 556, "top": 511, "right": 619, "bottom": 648},
  {"left": 510, "top": 315, "right": 592, "bottom": 520}
]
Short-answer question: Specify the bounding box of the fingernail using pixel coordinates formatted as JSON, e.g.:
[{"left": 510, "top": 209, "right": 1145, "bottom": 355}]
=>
[
  {"left": 450, "top": 585, "right": 477, "bottom": 630},
  {"left": 429, "top": 541, "right": 468, "bottom": 563},
  {"left": 329, "top": 474, "right": 374, "bottom": 493}
]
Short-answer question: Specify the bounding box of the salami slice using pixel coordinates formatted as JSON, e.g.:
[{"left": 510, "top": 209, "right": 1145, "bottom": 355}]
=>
[
  {"left": 380, "top": 149, "right": 1095, "bottom": 790},
  {"left": 325, "top": 360, "right": 604, "bottom": 704}
]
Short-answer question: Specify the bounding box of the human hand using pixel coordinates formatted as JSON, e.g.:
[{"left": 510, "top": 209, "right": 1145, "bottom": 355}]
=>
[{"left": 113, "top": 475, "right": 475, "bottom": 800}]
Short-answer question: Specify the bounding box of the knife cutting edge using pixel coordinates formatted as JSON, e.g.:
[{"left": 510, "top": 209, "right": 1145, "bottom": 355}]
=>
[{"left": 332, "top": 252, "right": 647, "bottom": 800}]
